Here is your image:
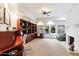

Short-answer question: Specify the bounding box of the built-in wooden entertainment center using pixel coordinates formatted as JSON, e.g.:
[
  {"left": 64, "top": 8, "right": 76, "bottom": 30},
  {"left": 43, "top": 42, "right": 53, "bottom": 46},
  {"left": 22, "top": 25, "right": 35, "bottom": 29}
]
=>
[{"left": 17, "top": 19, "right": 37, "bottom": 43}]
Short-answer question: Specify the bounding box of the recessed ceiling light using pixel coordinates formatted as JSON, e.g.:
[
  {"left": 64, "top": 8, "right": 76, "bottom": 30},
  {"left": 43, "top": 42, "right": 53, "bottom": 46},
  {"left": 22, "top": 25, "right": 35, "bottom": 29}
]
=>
[
  {"left": 37, "top": 21, "right": 44, "bottom": 25},
  {"left": 47, "top": 21, "right": 54, "bottom": 25}
]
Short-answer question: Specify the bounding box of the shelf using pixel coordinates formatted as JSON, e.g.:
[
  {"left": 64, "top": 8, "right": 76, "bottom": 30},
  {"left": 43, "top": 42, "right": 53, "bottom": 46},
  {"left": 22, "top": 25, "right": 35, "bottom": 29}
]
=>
[
  {"left": 18, "top": 19, "right": 37, "bottom": 43},
  {"left": 21, "top": 25, "right": 26, "bottom": 27},
  {"left": 22, "top": 29, "right": 26, "bottom": 30}
]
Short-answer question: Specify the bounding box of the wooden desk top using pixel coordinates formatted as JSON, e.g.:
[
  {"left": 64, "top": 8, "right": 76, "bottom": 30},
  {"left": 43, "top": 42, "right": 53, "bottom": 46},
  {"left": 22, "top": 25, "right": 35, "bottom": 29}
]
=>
[{"left": 0, "top": 36, "right": 23, "bottom": 55}]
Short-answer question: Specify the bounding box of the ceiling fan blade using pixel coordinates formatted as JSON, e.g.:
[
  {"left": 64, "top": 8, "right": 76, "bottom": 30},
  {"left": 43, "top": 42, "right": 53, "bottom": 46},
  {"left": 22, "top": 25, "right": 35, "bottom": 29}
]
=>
[
  {"left": 41, "top": 10, "right": 43, "bottom": 12},
  {"left": 41, "top": 10, "right": 51, "bottom": 16},
  {"left": 41, "top": 10, "right": 45, "bottom": 12},
  {"left": 47, "top": 11, "right": 52, "bottom": 13},
  {"left": 47, "top": 14, "right": 50, "bottom": 16}
]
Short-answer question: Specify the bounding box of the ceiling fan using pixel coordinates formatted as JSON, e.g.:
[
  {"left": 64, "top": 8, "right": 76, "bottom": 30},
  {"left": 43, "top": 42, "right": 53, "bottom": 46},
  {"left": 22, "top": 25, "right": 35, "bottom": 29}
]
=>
[{"left": 41, "top": 10, "right": 52, "bottom": 16}]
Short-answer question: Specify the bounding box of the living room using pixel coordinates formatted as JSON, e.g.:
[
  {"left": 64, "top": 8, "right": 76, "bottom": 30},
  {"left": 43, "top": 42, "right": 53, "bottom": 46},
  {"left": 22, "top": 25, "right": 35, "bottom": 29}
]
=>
[{"left": 0, "top": 3, "right": 79, "bottom": 56}]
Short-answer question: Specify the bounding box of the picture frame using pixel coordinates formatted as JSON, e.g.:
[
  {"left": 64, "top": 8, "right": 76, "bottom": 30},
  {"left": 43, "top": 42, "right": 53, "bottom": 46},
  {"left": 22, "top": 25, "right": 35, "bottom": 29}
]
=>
[
  {"left": 0, "top": 7, "right": 5, "bottom": 23},
  {"left": 4, "top": 8, "right": 10, "bottom": 26}
]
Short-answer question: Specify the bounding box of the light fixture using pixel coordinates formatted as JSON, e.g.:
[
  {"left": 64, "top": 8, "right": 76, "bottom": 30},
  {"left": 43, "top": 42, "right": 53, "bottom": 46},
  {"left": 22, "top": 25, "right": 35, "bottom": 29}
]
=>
[
  {"left": 40, "top": 7, "right": 51, "bottom": 16},
  {"left": 41, "top": 8, "right": 49, "bottom": 12},
  {"left": 37, "top": 21, "right": 44, "bottom": 25},
  {"left": 4, "top": 3, "right": 8, "bottom": 9},
  {"left": 47, "top": 21, "right": 54, "bottom": 25}
]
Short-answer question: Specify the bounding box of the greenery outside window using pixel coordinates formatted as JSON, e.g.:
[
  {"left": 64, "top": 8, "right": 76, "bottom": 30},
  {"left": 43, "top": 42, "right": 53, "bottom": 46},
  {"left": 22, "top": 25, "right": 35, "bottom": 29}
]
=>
[
  {"left": 51, "top": 26, "right": 55, "bottom": 33},
  {"left": 45, "top": 25, "right": 49, "bottom": 34}
]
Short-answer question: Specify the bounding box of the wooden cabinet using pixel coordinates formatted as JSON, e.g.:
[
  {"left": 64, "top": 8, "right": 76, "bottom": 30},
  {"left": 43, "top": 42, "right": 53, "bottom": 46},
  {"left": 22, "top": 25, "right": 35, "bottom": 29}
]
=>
[
  {"left": 25, "top": 33, "right": 37, "bottom": 43},
  {"left": 17, "top": 18, "right": 37, "bottom": 43}
]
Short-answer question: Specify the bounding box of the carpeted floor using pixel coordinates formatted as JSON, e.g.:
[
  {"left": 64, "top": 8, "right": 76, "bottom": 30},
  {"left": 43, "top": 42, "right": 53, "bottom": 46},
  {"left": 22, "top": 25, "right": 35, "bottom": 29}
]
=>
[{"left": 23, "top": 38, "right": 70, "bottom": 56}]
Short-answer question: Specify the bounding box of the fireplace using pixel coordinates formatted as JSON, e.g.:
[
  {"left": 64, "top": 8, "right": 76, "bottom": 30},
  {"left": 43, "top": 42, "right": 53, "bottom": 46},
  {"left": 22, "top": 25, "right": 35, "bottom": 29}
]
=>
[{"left": 68, "top": 36, "right": 74, "bottom": 51}]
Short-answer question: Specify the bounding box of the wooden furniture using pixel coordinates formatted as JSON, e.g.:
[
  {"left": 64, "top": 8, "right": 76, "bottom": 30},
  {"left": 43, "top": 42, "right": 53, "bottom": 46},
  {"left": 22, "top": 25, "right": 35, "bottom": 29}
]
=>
[
  {"left": 20, "top": 19, "right": 27, "bottom": 34},
  {"left": 20, "top": 19, "right": 37, "bottom": 35},
  {"left": 26, "top": 32, "right": 37, "bottom": 43},
  {"left": 17, "top": 18, "right": 37, "bottom": 43},
  {"left": 0, "top": 31, "right": 23, "bottom": 56},
  {"left": 0, "top": 31, "right": 15, "bottom": 51},
  {"left": 26, "top": 20, "right": 37, "bottom": 43}
]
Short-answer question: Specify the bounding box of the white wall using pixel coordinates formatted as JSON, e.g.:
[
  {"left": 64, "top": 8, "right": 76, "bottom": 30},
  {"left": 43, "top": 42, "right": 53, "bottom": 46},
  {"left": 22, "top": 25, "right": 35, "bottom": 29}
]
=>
[
  {"left": 0, "top": 24, "right": 9, "bottom": 31},
  {"left": 10, "top": 13, "right": 18, "bottom": 28},
  {"left": 37, "top": 20, "right": 66, "bottom": 39},
  {"left": 0, "top": 4, "right": 19, "bottom": 31},
  {"left": 66, "top": 4, "right": 79, "bottom": 51},
  {"left": 66, "top": 25, "right": 79, "bottom": 51},
  {"left": 0, "top": 13, "right": 18, "bottom": 31}
]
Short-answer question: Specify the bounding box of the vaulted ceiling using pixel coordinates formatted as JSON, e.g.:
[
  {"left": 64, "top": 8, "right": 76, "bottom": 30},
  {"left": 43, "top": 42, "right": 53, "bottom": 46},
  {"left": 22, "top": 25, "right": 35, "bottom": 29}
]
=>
[{"left": 7, "top": 3, "right": 78, "bottom": 21}]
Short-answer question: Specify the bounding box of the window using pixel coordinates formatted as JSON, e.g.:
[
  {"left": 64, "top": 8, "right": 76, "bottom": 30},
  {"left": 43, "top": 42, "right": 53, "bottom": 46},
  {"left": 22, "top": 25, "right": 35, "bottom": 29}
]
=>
[
  {"left": 51, "top": 26, "right": 55, "bottom": 33},
  {"left": 45, "top": 25, "right": 49, "bottom": 34},
  {"left": 58, "top": 25, "right": 65, "bottom": 34},
  {"left": 57, "top": 25, "right": 66, "bottom": 41}
]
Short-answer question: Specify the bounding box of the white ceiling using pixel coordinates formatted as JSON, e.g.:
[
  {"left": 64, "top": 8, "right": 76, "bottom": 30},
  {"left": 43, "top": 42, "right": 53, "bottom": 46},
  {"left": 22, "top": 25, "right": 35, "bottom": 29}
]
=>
[{"left": 7, "top": 3, "right": 78, "bottom": 21}]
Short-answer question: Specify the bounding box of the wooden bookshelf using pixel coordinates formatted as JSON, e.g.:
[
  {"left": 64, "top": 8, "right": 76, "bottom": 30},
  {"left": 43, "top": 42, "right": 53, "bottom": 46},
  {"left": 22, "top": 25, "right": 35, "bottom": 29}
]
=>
[
  {"left": 20, "top": 19, "right": 27, "bottom": 34},
  {"left": 17, "top": 18, "right": 37, "bottom": 43}
]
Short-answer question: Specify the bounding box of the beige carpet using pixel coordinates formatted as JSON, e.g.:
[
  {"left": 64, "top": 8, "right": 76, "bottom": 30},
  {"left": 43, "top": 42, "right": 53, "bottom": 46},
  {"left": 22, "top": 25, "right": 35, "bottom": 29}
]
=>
[{"left": 23, "top": 38, "right": 70, "bottom": 56}]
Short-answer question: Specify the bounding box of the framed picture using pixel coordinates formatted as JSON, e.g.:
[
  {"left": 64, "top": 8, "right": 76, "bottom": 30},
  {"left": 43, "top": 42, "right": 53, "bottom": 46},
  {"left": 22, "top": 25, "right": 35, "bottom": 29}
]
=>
[
  {"left": 0, "top": 7, "right": 5, "bottom": 23},
  {"left": 4, "top": 8, "right": 10, "bottom": 25}
]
